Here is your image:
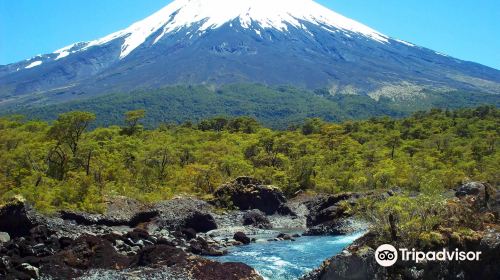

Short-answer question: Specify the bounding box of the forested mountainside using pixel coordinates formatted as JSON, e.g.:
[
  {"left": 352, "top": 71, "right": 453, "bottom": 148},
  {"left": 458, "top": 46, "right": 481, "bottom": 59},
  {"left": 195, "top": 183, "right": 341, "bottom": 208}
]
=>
[{"left": 3, "top": 84, "right": 499, "bottom": 129}]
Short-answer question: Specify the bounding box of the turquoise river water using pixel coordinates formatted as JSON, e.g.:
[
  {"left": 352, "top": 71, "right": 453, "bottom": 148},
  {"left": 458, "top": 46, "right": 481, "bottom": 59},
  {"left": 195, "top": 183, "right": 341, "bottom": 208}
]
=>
[{"left": 213, "top": 232, "right": 365, "bottom": 280}]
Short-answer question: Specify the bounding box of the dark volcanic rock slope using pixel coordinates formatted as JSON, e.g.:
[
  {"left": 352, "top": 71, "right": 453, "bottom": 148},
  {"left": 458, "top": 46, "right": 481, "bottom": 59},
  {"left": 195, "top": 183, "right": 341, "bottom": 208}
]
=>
[{"left": 0, "top": 197, "right": 263, "bottom": 280}]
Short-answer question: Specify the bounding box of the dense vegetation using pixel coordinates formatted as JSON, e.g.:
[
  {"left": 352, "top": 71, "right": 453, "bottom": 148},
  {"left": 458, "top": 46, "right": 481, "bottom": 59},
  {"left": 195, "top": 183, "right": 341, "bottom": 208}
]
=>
[
  {"left": 353, "top": 180, "right": 498, "bottom": 251},
  {"left": 0, "top": 106, "right": 498, "bottom": 213},
  {"left": 5, "top": 84, "right": 499, "bottom": 129}
]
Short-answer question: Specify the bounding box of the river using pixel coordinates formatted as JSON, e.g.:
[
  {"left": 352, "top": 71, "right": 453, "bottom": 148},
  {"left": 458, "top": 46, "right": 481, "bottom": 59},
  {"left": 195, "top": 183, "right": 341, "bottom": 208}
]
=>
[{"left": 212, "top": 231, "right": 365, "bottom": 280}]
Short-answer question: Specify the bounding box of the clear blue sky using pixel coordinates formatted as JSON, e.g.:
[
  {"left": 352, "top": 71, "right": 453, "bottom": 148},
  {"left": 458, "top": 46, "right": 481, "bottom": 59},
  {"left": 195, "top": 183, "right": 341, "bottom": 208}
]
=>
[{"left": 1, "top": 0, "right": 499, "bottom": 69}]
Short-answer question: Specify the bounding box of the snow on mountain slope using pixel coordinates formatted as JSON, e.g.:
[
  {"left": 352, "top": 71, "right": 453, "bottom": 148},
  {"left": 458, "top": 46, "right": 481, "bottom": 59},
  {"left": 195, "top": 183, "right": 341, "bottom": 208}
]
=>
[
  {"left": 53, "top": 0, "right": 390, "bottom": 60},
  {"left": 1, "top": 0, "right": 499, "bottom": 108}
]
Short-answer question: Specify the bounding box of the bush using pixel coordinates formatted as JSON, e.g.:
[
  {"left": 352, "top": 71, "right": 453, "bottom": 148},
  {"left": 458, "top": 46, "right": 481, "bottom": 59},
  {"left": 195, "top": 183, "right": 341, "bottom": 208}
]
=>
[{"left": 356, "top": 193, "right": 446, "bottom": 247}]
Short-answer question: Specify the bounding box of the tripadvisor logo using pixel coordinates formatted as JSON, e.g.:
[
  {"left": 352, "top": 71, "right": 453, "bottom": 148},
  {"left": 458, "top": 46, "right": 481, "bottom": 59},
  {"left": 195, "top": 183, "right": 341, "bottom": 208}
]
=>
[
  {"left": 375, "top": 244, "right": 398, "bottom": 267},
  {"left": 375, "top": 244, "right": 482, "bottom": 267}
]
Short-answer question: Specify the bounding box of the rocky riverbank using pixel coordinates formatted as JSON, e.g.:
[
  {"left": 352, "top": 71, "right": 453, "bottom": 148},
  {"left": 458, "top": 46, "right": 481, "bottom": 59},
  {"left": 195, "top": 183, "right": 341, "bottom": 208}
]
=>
[
  {"left": 302, "top": 182, "right": 500, "bottom": 280},
  {"left": 6, "top": 177, "right": 492, "bottom": 280},
  {"left": 0, "top": 177, "right": 373, "bottom": 280}
]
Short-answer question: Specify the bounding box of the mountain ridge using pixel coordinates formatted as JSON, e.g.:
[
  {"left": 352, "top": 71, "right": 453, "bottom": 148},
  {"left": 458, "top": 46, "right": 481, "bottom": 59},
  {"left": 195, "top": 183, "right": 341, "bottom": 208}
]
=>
[{"left": 0, "top": 0, "right": 499, "bottom": 111}]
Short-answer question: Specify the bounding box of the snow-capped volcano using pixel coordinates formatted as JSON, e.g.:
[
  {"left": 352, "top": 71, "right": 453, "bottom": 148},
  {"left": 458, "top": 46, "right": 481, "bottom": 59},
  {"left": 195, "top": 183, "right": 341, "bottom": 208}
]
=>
[
  {"left": 55, "top": 0, "right": 389, "bottom": 60},
  {"left": 1, "top": 0, "right": 499, "bottom": 108}
]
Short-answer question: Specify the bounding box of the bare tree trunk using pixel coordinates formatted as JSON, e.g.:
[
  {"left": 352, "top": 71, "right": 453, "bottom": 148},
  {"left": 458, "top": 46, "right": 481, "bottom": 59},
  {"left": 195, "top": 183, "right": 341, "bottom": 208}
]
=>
[{"left": 389, "top": 213, "right": 398, "bottom": 241}]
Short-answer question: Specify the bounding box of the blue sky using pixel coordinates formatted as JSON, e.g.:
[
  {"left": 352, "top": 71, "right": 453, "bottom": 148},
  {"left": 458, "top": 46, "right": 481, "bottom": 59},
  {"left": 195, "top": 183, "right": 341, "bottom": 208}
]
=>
[{"left": 1, "top": 0, "right": 499, "bottom": 69}]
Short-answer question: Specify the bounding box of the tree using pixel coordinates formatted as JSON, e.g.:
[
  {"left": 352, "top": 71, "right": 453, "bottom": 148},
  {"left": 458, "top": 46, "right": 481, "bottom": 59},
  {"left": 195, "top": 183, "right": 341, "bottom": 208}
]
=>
[
  {"left": 122, "top": 109, "right": 146, "bottom": 135},
  {"left": 302, "top": 118, "right": 324, "bottom": 135},
  {"left": 1, "top": 106, "right": 499, "bottom": 213},
  {"left": 212, "top": 117, "right": 229, "bottom": 132},
  {"left": 47, "top": 111, "right": 95, "bottom": 156},
  {"left": 356, "top": 194, "right": 446, "bottom": 246},
  {"left": 292, "top": 156, "right": 317, "bottom": 192},
  {"left": 197, "top": 117, "right": 230, "bottom": 132},
  {"left": 402, "top": 141, "right": 420, "bottom": 158},
  {"left": 385, "top": 132, "right": 402, "bottom": 160},
  {"left": 471, "top": 140, "right": 489, "bottom": 162},
  {"left": 228, "top": 117, "right": 260, "bottom": 133},
  {"left": 144, "top": 147, "right": 174, "bottom": 181},
  {"left": 46, "top": 111, "right": 95, "bottom": 179}
]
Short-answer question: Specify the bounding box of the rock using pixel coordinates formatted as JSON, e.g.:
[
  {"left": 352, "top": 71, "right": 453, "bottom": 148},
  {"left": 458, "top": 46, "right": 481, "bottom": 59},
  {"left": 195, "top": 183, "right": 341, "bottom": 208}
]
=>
[
  {"left": 0, "top": 198, "right": 263, "bottom": 280},
  {"left": 152, "top": 198, "right": 217, "bottom": 233},
  {"left": 130, "top": 246, "right": 141, "bottom": 254},
  {"left": 213, "top": 177, "right": 294, "bottom": 215},
  {"left": 302, "top": 245, "right": 379, "bottom": 280},
  {"left": 455, "top": 182, "right": 499, "bottom": 218},
  {"left": 301, "top": 232, "right": 388, "bottom": 280},
  {"left": 226, "top": 240, "right": 243, "bottom": 246},
  {"left": 0, "top": 232, "right": 10, "bottom": 243},
  {"left": 305, "top": 218, "right": 367, "bottom": 236},
  {"left": 60, "top": 196, "right": 158, "bottom": 227},
  {"left": 305, "top": 193, "right": 353, "bottom": 227},
  {"left": 455, "top": 182, "right": 485, "bottom": 197},
  {"left": 105, "top": 196, "right": 158, "bottom": 225},
  {"left": 59, "top": 237, "right": 73, "bottom": 249},
  {"left": 125, "top": 228, "right": 150, "bottom": 242},
  {"left": 52, "top": 234, "right": 132, "bottom": 269},
  {"left": 0, "top": 256, "right": 11, "bottom": 274},
  {"left": 136, "top": 244, "right": 190, "bottom": 266},
  {"left": 477, "top": 229, "right": 500, "bottom": 278},
  {"left": 277, "top": 233, "right": 292, "bottom": 240},
  {"left": 185, "top": 211, "right": 218, "bottom": 233},
  {"left": 242, "top": 209, "right": 272, "bottom": 229},
  {"left": 182, "top": 228, "right": 197, "bottom": 240},
  {"left": 0, "top": 196, "right": 41, "bottom": 238},
  {"left": 304, "top": 228, "right": 500, "bottom": 280},
  {"left": 188, "top": 259, "right": 263, "bottom": 280},
  {"left": 304, "top": 192, "right": 379, "bottom": 235},
  {"left": 19, "top": 263, "right": 40, "bottom": 279},
  {"left": 59, "top": 211, "right": 103, "bottom": 225},
  {"left": 137, "top": 244, "right": 262, "bottom": 280},
  {"left": 189, "top": 237, "right": 226, "bottom": 256},
  {"left": 234, "top": 232, "right": 251, "bottom": 245}
]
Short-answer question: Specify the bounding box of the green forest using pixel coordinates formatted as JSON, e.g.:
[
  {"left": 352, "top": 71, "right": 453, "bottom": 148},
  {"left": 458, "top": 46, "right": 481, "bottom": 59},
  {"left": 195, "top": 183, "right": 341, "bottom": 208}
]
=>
[
  {"left": 5, "top": 84, "right": 499, "bottom": 129},
  {"left": 0, "top": 106, "right": 498, "bottom": 213}
]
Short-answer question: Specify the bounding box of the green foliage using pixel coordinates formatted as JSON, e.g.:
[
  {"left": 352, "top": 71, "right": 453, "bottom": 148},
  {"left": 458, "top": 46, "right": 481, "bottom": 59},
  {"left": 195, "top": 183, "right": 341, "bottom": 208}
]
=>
[
  {"left": 301, "top": 118, "right": 325, "bottom": 135},
  {"left": 356, "top": 193, "right": 447, "bottom": 247},
  {"left": 48, "top": 111, "right": 96, "bottom": 155},
  {"left": 6, "top": 84, "right": 499, "bottom": 130},
  {"left": 198, "top": 116, "right": 261, "bottom": 133},
  {"left": 419, "top": 231, "right": 446, "bottom": 248},
  {"left": 0, "top": 106, "right": 498, "bottom": 213},
  {"left": 121, "top": 109, "right": 146, "bottom": 135}
]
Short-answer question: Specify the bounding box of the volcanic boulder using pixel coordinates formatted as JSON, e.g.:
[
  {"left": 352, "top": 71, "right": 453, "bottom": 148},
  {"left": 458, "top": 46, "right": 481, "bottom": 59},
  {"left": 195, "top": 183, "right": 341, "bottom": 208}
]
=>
[
  {"left": 0, "top": 197, "right": 42, "bottom": 238},
  {"left": 234, "top": 232, "right": 251, "bottom": 245},
  {"left": 243, "top": 209, "right": 272, "bottom": 229},
  {"left": 60, "top": 196, "right": 158, "bottom": 227},
  {"left": 213, "top": 177, "right": 294, "bottom": 215},
  {"left": 151, "top": 198, "right": 218, "bottom": 233}
]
